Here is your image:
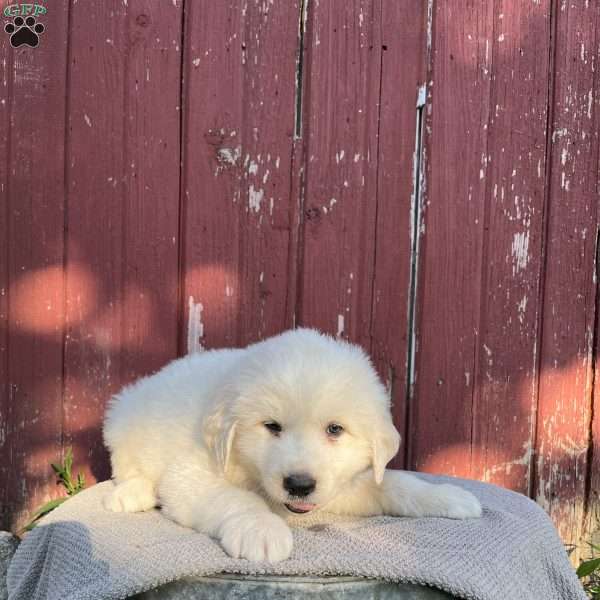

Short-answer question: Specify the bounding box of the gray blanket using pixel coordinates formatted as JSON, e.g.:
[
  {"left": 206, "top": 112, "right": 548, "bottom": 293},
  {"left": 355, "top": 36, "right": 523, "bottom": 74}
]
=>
[{"left": 7, "top": 474, "right": 586, "bottom": 600}]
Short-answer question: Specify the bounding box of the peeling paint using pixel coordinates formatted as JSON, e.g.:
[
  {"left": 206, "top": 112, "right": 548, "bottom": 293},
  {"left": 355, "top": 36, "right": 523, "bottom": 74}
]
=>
[
  {"left": 426, "top": 0, "right": 433, "bottom": 54},
  {"left": 511, "top": 231, "right": 530, "bottom": 275},
  {"left": 248, "top": 184, "right": 264, "bottom": 212},
  {"left": 336, "top": 314, "right": 344, "bottom": 337},
  {"left": 517, "top": 294, "right": 528, "bottom": 324},
  {"left": 560, "top": 148, "right": 568, "bottom": 165},
  {"left": 187, "top": 296, "right": 204, "bottom": 354},
  {"left": 217, "top": 146, "right": 241, "bottom": 166},
  {"left": 552, "top": 127, "right": 568, "bottom": 142},
  {"left": 486, "top": 442, "right": 533, "bottom": 480}
]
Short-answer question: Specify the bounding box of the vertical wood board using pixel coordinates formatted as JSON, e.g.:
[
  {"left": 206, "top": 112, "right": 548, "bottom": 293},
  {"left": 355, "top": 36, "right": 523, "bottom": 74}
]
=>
[
  {"left": 410, "top": 1, "right": 494, "bottom": 478},
  {"left": 63, "top": 0, "right": 182, "bottom": 486},
  {"left": 298, "top": 0, "right": 380, "bottom": 354},
  {"left": 469, "top": 0, "right": 551, "bottom": 494},
  {"left": 535, "top": 0, "right": 600, "bottom": 548},
  {"left": 180, "top": 0, "right": 299, "bottom": 352},
  {"left": 0, "top": 0, "right": 69, "bottom": 530},
  {"left": 369, "top": 1, "right": 427, "bottom": 467}
]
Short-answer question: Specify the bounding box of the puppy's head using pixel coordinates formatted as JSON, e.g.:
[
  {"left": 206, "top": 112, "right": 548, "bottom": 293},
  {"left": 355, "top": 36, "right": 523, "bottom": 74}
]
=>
[{"left": 204, "top": 328, "right": 400, "bottom": 515}]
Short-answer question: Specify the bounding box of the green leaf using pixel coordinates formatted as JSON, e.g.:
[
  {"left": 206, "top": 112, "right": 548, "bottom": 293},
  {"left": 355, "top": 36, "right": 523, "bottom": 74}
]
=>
[
  {"left": 19, "top": 497, "right": 69, "bottom": 534},
  {"left": 29, "top": 497, "right": 67, "bottom": 520},
  {"left": 75, "top": 473, "right": 85, "bottom": 494},
  {"left": 49, "top": 447, "right": 84, "bottom": 495},
  {"left": 18, "top": 447, "right": 86, "bottom": 536},
  {"left": 577, "top": 557, "right": 600, "bottom": 578},
  {"left": 64, "top": 447, "right": 73, "bottom": 479}
]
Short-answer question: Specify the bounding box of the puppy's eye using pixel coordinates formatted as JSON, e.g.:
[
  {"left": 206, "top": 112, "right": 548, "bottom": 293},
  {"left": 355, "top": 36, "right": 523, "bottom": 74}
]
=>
[
  {"left": 264, "top": 421, "right": 282, "bottom": 435},
  {"left": 326, "top": 423, "right": 344, "bottom": 437}
]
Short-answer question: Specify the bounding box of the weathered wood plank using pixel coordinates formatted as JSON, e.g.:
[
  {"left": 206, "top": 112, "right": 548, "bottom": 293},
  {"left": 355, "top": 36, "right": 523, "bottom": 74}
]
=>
[
  {"left": 0, "top": 1, "right": 69, "bottom": 530},
  {"left": 411, "top": 2, "right": 552, "bottom": 496},
  {"left": 408, "top": 2, "right": 494, "bottom": 478},
  {"left": 180, "top": 0, "right": 299, "bottom": 351},
  {"left": 297, "top": 0, "right": 380, "bottom": 353},
  {"left": 468, "top": 0, "right": 551, "bottom": 494},
  {"left": 0, "top": 5, "right": 9, "bottom": 529},
  {"left": 369, "top": 2, "right": 427, "bottom": 467},
  {"left": 536, "top": 0, "right": 600, "bottom": 550},
  {"left": 63, "top": 0, "right": 182, "bottom": 486}
]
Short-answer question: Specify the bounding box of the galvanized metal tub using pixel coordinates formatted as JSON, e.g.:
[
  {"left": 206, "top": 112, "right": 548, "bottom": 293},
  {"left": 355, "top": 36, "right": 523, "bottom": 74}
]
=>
[{"left": 133, "top": 574, "right": 456, "bottom": 599}]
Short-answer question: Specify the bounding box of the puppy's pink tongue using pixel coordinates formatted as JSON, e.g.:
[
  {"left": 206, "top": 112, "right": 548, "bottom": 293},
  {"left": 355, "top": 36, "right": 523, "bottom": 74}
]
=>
[
  {"left": 285, "top": 501, "right": 316, "bottom": 513},
  {"left": 290, "top": 502, "right": 315, "bottom": 511}
]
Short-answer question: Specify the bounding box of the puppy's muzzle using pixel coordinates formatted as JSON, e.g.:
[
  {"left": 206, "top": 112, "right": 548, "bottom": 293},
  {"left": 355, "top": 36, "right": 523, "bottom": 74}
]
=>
[{"left": 283, "top": 473, "right": 316, "bottom": 497}]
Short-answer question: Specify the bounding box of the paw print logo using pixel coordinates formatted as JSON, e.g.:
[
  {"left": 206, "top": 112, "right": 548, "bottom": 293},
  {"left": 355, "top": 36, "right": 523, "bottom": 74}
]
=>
[{"left": 4, "top": 16, "right": 45, "bottom": 48}]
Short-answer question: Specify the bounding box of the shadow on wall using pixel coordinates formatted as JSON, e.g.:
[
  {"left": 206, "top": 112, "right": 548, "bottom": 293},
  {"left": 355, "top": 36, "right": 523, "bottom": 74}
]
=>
[
  {"left": 3, "top": 255, "right": 596, "bottom": 544},
  {"left": 2, "top": 251, "right": 181, "bottom": 529}
]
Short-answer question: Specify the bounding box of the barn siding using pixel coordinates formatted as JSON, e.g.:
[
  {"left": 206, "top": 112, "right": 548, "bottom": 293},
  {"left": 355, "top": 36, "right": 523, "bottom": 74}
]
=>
[
  {"left": 62, "top": 0, "right": 183, "bottom": 490},
  {"left": 180, "top": 0, "right": 299, "bottom": 352},
  {"left": 0, "top": 0, "right": 69, "bottom": 529},
  {"left": 535, "top": 0, "right": 600, "bottom": 550},
  {"left": 408, "top": 0, "right": 496, "bottom": 481},
  {"left": 1, "top": 0, "right": 599, "bottom": 554},
  {"left": 370, "top": 2, "right": 427, "bottom": 468}
]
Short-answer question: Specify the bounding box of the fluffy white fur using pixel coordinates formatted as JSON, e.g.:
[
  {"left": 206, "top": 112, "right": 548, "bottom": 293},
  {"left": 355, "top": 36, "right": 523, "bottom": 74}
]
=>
[{"left": 103, "top": 328, "right": 481, "bottom": 562}]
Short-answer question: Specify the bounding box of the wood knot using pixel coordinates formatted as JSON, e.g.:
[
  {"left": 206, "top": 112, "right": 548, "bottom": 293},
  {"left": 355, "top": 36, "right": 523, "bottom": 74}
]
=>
[
  {"left": 305, "top": 207, "right": 321, "bottom": 221},
  {"left": 135, "top": 14, "right": 150, "bottom": 27}
]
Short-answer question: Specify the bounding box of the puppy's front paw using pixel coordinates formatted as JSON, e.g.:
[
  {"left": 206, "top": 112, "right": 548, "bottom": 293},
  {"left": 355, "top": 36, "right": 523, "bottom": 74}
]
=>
[
  {"left": 220, "top": 511, "right": 293, "bottom": 562},
  {"left": 103, "top": 478, "right": 157, "bottom": 513},
  {"left": 429, "top": 484, "right": 482, "bottom": 519}
]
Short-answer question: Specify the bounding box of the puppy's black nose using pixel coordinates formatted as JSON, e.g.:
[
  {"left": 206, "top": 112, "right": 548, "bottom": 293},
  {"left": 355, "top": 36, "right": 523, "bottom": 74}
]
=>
[{"left": 283, "top": 473, "right": 316, "bottom": 497}]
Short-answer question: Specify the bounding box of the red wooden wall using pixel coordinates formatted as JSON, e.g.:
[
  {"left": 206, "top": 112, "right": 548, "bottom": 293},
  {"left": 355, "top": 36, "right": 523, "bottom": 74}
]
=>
[{"left": 1, "top": 0, "right": 599, "bottom": 553}]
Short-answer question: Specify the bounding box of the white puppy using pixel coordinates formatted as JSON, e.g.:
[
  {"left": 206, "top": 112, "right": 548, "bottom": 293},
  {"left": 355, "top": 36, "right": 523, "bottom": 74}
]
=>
[{"left": 103, "top": 328, "right": 481, "bottom": 562}]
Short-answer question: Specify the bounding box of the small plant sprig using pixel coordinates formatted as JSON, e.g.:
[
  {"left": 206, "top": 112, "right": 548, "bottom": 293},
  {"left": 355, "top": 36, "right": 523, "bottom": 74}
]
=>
[
  {"left": 19, "top": 447, "right": 85, "bottom": 534},
  {"left": 577, "top": 543, "right": 600, "bottom": 599}
]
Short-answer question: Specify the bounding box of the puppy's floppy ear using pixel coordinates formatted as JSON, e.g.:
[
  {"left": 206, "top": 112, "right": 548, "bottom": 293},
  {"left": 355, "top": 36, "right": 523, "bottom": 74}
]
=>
[
  {"left": 372, "top": 419, "right": 401, "bottom": 485},
  {"left": 202, "top": 393, "right": 237, "bottom": 475}
]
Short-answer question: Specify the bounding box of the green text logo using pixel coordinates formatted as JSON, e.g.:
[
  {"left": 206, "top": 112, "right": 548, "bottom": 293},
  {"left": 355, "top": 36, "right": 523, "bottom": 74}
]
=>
[{"left": 3, "top": 4, "right": 47, "bottom": 18}]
